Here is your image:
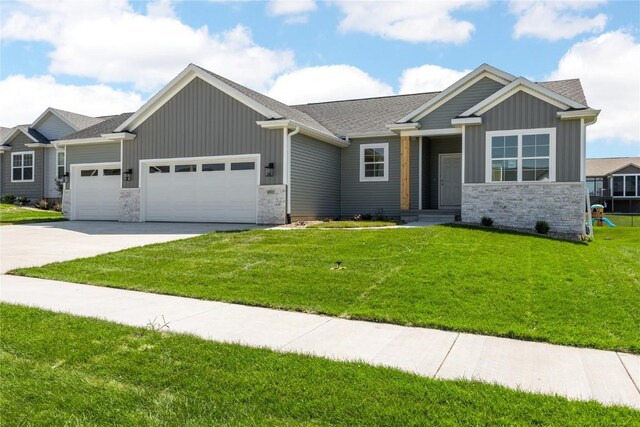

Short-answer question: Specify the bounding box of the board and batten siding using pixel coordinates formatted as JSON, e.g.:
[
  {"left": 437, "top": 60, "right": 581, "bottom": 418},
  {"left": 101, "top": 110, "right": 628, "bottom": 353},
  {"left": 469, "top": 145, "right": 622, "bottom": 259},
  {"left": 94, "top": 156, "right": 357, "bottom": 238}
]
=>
[
  {"left": 35, "top": 113, "right": 76, "bottom": 140},
  {"left": 341, "top": 136, "right": 401, "bottom": 217},
  {"left": 464, "top": 91, "right": 582, "bottom": 183},
  {"left": 123, "top": 77, "right": 282, "bottom": 188},
  {"left": 290, "top": 133, "right": 341, "bottom": 218},
  {"left": 65, "top": 142, "right": 121, "bottom": 190},
  {"left": 418, "top": 77, "right": 505, "bottom": 130},
  {"left": 1, "top": 133, "right": 45, "bottom": 200}
]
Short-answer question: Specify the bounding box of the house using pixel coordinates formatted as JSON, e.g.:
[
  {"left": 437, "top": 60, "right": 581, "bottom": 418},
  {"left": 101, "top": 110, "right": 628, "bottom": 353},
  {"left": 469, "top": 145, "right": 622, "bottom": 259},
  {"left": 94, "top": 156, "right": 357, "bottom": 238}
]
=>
[
  {"left": 586, "top": 157, "right": 640, "bottom": 213},
  {"left": 0, "top": 108, "right": 105, "bottom": 202},
  {"left": 1, "top": 63, "right": 600, "bottom": 233}
]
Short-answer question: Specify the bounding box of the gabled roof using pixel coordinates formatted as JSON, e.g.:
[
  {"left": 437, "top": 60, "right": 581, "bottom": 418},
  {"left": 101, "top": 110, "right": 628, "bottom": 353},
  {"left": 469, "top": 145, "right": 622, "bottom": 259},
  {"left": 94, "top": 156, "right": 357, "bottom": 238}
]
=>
[
  {"left": 60, "top": 113, "right": 134, "bottom": 141},
  {"left": 0, "top": 127, "right": 12, "bottom": 142},
  {"left": 586, "top": 157, "right": 640, "bottom": 177},
  {"left": 538, "top": 79, "right": 587, "bottom": 106},
  {"left": 397, "top": 64, "right": 516, "bottom": 123},
  {"left": 31, "top": 107, "right": 105, "bottom": 133},
  {"left": 115, "top": 64, "right": 337, "bottom": 141},
  {"left": 1, "top": 125, "right": 49, "bottom": 146}
]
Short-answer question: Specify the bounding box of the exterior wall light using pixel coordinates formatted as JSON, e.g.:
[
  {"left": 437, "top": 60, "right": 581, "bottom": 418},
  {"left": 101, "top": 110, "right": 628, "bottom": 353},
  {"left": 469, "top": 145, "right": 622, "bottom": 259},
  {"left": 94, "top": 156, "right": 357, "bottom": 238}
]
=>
[
  {"left": 123, "top": 169, "right": 133, "bottom": 182},
  {"left": 62, "top": 172, "right": 70, "bottom": 184},
  {"left": 264, "top": 162, "right": 274, "bottom": 177}
]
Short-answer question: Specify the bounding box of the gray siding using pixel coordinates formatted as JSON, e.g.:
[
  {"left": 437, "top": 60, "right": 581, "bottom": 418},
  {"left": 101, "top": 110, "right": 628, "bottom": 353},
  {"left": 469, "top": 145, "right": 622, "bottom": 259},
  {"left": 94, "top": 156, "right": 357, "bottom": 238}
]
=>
[
  {"left": 66, "top": 142, "right": 120, "bottom": 167},
  {"left": 1, "top": 133, "right": 45, "bottom": 200},
  {"left": 465, "top": 91, "right": 582, "bottom": 183},
  {"left": 290, "top": 133, "right": 341, "bottom": 218},
  {"left": 418, "top": 77, "right": 504, "bottom": 129},
  {"left": 425, "top": 136, "right": 462, "bottom": 209},
  {"left": 614, "top": 165, "right": 640, "bottom": 175},
  {"left": 123, "top": 77, "right": 282, "bottom": 188},
  {"left": 341, "top": 136, "right": 401, "bottom": 217},
  {"left": 36, "top": 113, "right": 75, "bottom": 140}
]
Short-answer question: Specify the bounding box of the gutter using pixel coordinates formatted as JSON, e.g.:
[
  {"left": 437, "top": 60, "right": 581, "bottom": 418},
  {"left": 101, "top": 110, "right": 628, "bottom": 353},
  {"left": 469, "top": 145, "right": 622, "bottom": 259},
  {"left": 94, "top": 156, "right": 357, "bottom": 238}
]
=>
[
  {"left": 257, "top": 119, "right": 348, "bottom": 147},
  {"left": 285, "top": 126, "right": 300, "bottom": 217}
]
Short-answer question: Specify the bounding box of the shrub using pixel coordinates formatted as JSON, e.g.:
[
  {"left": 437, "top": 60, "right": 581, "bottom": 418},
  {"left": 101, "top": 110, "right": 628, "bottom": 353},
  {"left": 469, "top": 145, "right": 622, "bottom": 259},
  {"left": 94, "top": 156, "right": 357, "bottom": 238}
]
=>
[
  {"left": 322, "top": 217, "right": 338, "bottom": 222},
  {"left": 375, "top": 215, "right": 390, "bottom": 222},
  {"left": 352, "top": 213, "right": 372, "bottom": 221},
  {"left": 52, "top": 202, "right": 63, "bottom": 212},
  {"left": 15, "top": 197, "right": 30, "bottom": 206},
  {"left": 535, "top": 220, "right": 550, "bottom": 235},
  {"left": 480, "top": 216, "right": 494, "bottom": 227},
  {"left": 35, "top": 199, "right": 50, "bottom": 210},
  {"left": 1, "top": 194, "right": 16, "bottom": 204}
]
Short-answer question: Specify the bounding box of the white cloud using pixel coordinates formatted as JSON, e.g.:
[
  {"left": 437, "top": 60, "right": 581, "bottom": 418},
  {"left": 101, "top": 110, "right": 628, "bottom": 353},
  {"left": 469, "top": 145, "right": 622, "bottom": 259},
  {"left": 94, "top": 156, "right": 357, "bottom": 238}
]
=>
[
  {"left": 548, "top": 31, "right": 640, "bottom": 144},
  {"left": 332, "top": 0, "right": 488, "bottom": 44},
  {"left": 399, "top": 64, "right": 470, "bottom": 94},
  {"left": 267, "top": 0, "right": 316, "bottom": 23},
  {"left": 0, "top": 74, "right": 143, "bottom": 126},
  {"left": 267, "top": 65, "right": 393, "bottom": 104},
  {"left": 1, "top": 0, "right": 294, "bottom": 92},
  {"left": 510, "top": 0, "right": 607, "bottom": 41}
]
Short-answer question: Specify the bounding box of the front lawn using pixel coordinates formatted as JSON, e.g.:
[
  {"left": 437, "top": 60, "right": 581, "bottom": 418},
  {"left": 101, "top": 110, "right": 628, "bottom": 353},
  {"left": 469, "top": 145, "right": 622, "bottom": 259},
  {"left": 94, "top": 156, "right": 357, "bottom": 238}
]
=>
[
  {"left": 0, "top": 203, "right": 64, "bottom": 225},
  {"left": 306, "top": 220, "right": 400, "bottom": 228},
  {"left": 1, "top": 304, "right": 636, "bottom": 425},
  {"left": 14, "top": 224, "right": 639, "bottom": 353}
]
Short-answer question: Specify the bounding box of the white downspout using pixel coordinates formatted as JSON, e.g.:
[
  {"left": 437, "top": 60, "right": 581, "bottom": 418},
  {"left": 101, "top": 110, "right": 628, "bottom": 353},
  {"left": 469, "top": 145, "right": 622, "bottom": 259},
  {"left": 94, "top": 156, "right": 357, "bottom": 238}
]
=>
[{"left": 286, "top": 126, "right": 300, "bottom": 218}]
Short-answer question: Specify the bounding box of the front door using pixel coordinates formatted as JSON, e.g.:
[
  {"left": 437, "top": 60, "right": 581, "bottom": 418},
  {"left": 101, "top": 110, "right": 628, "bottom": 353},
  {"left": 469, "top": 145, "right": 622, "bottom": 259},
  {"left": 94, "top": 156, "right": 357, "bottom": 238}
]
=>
[{"left": 439, "top": 153, "right": 462, "bottom": 208}]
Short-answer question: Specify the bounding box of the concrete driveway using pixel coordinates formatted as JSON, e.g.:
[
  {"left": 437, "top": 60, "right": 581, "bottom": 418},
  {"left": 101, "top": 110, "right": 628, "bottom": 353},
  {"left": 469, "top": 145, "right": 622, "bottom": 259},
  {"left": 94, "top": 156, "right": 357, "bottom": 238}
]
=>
[{"left": 0, "top": 221, "right": 258, "bottom": 273}]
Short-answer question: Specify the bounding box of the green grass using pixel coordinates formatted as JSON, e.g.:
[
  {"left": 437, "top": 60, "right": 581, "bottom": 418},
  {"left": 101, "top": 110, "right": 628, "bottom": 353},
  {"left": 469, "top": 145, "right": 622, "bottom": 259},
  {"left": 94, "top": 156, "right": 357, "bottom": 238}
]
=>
[
  {"left": 307, "top": 220, "right": 400, "bottom": 228},
  {"left": 14, "top": 224, "right": 639, "bottom": 353},
  {"left": 603, "top": 214, "right": 639, "bottom": 227},
  {"left": 0, "top": 203, "right": 64, "bottom": 225},
  {"left": 1, "top": 304, "right": 636, "bottom": 425}
]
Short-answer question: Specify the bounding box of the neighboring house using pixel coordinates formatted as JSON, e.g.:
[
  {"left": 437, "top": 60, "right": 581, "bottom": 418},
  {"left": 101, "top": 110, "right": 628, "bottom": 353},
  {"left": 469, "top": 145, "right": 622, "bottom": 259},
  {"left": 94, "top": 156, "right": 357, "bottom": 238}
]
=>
[
  {"left": 1, "top": 63, "right": 600, "bottom": 233},
  {"left": 0, "top": 108, "right": 105, "bottom": 201},
  {"left": 586, "top": 157, "right": 640, "bottom": 213}
]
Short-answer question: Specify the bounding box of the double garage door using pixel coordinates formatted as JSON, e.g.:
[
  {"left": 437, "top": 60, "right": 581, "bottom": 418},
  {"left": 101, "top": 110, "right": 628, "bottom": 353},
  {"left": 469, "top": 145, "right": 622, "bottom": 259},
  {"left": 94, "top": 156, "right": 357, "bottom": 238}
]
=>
[{"left": 72, "top": 157, "right": 258, "bottom": 223}]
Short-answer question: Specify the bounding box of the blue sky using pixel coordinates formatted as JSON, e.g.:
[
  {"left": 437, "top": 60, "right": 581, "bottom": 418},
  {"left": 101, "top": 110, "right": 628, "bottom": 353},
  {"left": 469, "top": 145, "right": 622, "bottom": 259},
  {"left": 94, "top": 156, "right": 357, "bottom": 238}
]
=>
[{"left": 1, "top": 0, "right": 639, "bottom": 158}]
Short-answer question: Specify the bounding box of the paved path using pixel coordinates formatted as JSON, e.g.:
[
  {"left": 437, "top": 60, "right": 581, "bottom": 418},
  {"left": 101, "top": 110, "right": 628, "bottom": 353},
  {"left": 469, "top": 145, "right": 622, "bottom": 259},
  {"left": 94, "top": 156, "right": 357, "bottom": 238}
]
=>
[
  {"left": 1, "top": 274, "right": 638, "bottom": 410},
  {"left": 0, "top": 221, "right": 258, "bottom": 273}
]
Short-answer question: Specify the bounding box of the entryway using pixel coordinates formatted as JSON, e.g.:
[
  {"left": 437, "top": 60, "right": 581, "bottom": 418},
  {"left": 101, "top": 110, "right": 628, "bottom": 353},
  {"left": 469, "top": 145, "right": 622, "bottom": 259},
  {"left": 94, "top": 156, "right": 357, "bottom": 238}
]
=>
[{"left": 439, "top": 153, "right": 462, "bottom": 209}]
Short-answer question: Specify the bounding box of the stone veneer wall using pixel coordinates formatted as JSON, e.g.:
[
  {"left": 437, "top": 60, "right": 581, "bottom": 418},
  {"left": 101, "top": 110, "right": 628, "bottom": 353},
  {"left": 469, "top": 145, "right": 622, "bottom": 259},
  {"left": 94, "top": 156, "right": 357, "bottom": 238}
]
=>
[
  {"left": 62, "top": 189, "right": 71, "bottom": 217},
  {"left": 461, "top": 182, "right": 584, "bottom": 233},
  {"left": 257, "top": 185, "right": 286, "bottom": 225},
  {"left": 120, "top": 189, "right": 141, "bottom": 222}
]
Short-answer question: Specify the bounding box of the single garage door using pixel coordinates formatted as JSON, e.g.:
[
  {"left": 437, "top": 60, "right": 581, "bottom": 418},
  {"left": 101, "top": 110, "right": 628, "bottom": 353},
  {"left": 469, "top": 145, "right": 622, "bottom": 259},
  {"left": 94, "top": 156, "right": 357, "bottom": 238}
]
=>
[
  {"left": 142, "top": 157, "right": 257, "bottom": 223},
  {"left": 72, "top": 163, "right": 121, "bottom": 220}
]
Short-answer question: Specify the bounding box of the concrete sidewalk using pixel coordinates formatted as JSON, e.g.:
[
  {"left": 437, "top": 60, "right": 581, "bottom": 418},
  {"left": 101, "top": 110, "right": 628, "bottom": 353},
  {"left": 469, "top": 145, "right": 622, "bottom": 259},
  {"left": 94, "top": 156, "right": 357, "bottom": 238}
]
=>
[{"left": 1, "top": 274, "right": 639, "bottom": 410}]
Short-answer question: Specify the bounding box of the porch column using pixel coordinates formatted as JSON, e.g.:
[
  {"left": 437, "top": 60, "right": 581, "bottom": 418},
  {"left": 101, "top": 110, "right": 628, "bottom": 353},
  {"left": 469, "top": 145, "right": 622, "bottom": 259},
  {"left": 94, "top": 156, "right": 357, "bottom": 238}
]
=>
[{"left": 400, "top": 136, "right": 410, "bottom": 210}]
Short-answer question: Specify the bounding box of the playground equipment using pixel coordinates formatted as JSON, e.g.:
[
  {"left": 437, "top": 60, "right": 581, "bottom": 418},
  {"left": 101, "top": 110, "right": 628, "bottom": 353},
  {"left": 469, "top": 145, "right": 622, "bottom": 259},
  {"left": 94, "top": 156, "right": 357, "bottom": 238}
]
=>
[{"left": 591, "top": 204, "right": 615, "bottom": 227}]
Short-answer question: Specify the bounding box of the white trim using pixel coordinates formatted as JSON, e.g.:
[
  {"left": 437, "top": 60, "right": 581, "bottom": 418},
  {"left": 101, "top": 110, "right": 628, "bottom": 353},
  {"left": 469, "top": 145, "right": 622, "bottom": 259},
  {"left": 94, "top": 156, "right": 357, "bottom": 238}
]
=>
[
  {"left": 461, "top": 126, "right": 466, "bottom": 185},
  {"left": 346, "top": 131, "right": 396, "bottom": 138},
  {"left": 359, "top": 142, "right": 389, "bottom": 182},
  {"left": 557, "top": 109, "right": 600, "bottom": 122},
  {"left": 286, "top": 126, "right": 300, "bottom": 215},
  {"left": 54, "top": 137, "right": 115, "bottom": 148},
  {"left": 119, "top": 139, "right": 124, "bottom": 189},
  {"left": 399, "top": 64, "right": 515, "bottom": 123},
  {"left": 10, "top": 151, "right": 35, "bottom": 183},
  {"left": 69, "top": 162, "right": 121, "bottom": 220},
  {"left": 401, "top": 128, "right": 462, "bottom": 137},
  {"left": 451, "top": 117, "right": 482, "bottom": 126},
  {"left": 610, "top": 174, "right": 640, "bottom": 198},
  {"left": 461, "top": 77, "right": 586, "bottom": 117},
  {"left": 0, "top": 146, "right": 11, "bottom": 152},
  {"left": 117, "top": 65, "right": 282, "bottom": 133},
  {"left": 101, "top": 132, "right": 135, "bottom": 141},
  {"left": 30, "top": 107, "right": 82, "bottom": 132},
  {"left": 24, "top": 143, "right": 49, "bottom": 148},
  {"left": 256, "top": 119, "right": 348, "bottom": 147},
  {"left": 1, "top": 127, "right": 39, "bottom": 145},
  {"left": 580, "top": 118, "right": 585, "bottom": 182},
  {"left": 385, "top": 122, "right": 420, "bottom": 131},
  {"left": 484, "top": 128, "right": 556, "bottom": 184},
  {"left": 438, "top": 153, "right": 462, "bottom": 209},
  {"left": 418, "top": 136, "right": 423, "bottom": 209}
]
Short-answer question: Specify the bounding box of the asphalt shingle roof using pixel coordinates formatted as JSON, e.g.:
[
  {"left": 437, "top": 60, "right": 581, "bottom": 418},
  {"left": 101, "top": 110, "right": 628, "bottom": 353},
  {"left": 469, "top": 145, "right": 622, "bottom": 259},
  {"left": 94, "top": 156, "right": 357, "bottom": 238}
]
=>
[
  {"left": 0, "top": 127, "right": 12, "bottom": 142},
  {"left": 61, "top": 113, "right": 134, "bottom": 140},
  {"left": 537, "top": 79, "right": 587, "bottom": 106},
  {"left": 51, "top": 108, "right": 105, "bottom": 130},
  {"left": 586, "top": 157, "right": 640, "bottom": 177}
]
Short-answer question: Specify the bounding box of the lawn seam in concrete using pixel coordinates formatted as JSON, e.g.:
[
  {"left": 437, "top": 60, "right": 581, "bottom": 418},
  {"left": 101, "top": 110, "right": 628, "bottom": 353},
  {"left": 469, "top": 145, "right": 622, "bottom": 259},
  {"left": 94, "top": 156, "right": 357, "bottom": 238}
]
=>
[
  {"left": 435, "top": 332, "right": 461, "bottom": 378},
  {"left": 618, "top": 352, "right": 640, "bottom": 395}
]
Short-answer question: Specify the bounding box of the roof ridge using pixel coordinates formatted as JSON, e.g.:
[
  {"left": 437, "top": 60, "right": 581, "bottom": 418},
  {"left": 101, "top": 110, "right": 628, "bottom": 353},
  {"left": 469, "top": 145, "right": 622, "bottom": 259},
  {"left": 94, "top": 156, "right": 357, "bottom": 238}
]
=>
[{"left": 294, "top": 91, "right": 441, "bottom": 107}]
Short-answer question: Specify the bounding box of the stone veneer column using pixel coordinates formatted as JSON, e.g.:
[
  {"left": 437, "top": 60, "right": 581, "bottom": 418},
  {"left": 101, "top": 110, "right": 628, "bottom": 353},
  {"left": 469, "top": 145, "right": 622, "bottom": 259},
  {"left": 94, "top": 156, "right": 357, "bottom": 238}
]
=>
[
  {"left": 61, "top": 189, "right": 71, "bottom": 218},
  {"left": 120, "top": 188, "right": 141, "bottom": 222},
  {"left": 257, "top": 185, "right": 287, "bottom": 225},
  {"left": 461, "top": 182, "right": 585, "bottom": 233}
]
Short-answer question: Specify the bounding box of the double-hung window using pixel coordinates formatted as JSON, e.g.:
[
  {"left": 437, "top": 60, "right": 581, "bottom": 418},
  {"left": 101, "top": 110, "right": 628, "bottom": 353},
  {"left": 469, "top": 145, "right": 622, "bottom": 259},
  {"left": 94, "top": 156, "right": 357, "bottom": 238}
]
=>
[
  {"left": 486, "top": 128, "right": 555, "bottom": 183},
  {"left": 11, "top": 152, "right": 34, "bottom": 182},
  {"left": 57, "top": 151, "right": 65, "bottom": 178},
  {"left": 360, "top": 143, "right": 389, "bottom": 182}
]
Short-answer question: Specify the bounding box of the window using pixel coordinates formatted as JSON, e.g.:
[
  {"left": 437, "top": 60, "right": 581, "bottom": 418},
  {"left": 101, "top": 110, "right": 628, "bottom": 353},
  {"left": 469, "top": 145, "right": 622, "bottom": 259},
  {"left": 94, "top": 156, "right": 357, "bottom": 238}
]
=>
[
  {"left": 103, "top": 169, "right": 121, "bottom": 176},
  {"left": 57, "top": 151, "right": 65, "bottom": 178},
  {"left": 230, "top": 162, "right": 255, "bottom": 171},
  {"left": 360, "top": 143, "right": 389, "bottom": 182},
  {"left": 486, "top": 129, "right": 555, "bottom": 183},
  {"left": 587, "top": 177, "right": 604, "bottom": 196},
  {"left": 202, "top": 163, "right": 225, "bottom": 172},
  {"left": 612, "top": 175, "right": 639, "bottom": 197},
  {"left": 80, "top": 169, "right": 98, "bottom": 177},
  {"left": 175, "top": 164, "right": 197, "bottom": 173},
  {"left": 11, "top": 152, "right": 34, "bottom": 182},
  {"left": 149, "top": 165, "right": 170, "bottom": 174}
]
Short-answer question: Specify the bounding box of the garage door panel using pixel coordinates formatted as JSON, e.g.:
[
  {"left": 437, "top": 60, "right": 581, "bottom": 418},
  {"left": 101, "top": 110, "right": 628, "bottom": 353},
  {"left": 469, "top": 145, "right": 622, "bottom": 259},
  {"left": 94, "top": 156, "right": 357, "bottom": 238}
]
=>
[
  {"left": 143, "top": 158, "right": 257, "bottom": 223},
  {"left": 73, "top": 165, "right": 121, "bottom": 221}
]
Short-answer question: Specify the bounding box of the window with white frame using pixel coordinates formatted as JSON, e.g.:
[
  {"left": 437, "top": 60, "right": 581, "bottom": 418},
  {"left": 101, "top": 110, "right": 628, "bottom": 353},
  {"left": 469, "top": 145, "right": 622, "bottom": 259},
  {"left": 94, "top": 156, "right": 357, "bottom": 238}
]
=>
[
  {"left": 360, "top": 143, "right": 389, "bottom": 182},
  {"left": 11, "top": 152, "right": 34, "bottom": 182},
  {"left": 57, "top": 151, "right": 65, "bottom": 178},
  {"left": 612, "top": 175, "right": 639, "bottom": 197},
  {"left": 486, "top": 128, "right": 555, "bottom": 183}
]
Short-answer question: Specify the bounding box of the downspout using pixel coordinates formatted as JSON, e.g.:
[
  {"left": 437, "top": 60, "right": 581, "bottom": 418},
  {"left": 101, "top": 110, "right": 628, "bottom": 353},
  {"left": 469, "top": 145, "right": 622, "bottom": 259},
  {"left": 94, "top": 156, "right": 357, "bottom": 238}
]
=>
[{"left": 286, "top": 126, "right": 300, "bottom": 221}]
